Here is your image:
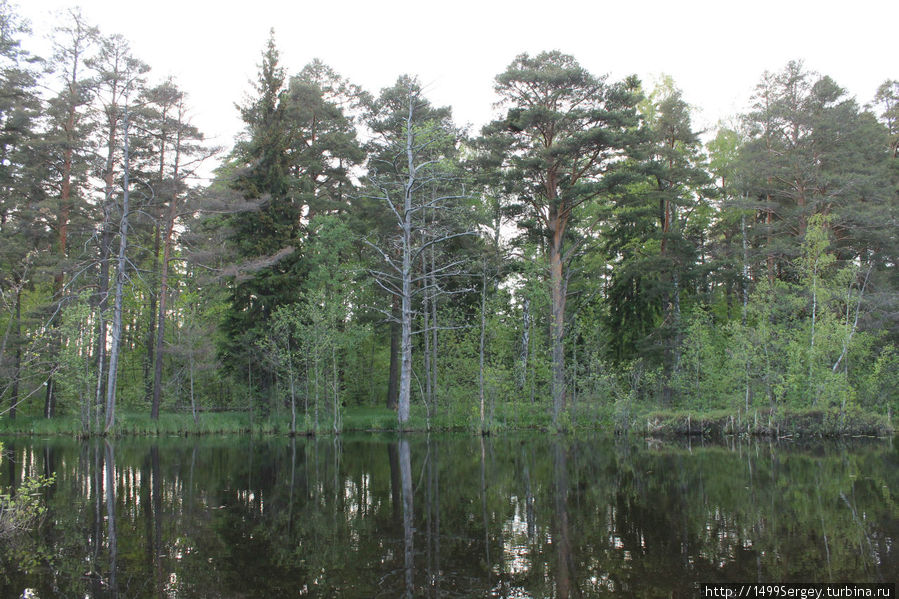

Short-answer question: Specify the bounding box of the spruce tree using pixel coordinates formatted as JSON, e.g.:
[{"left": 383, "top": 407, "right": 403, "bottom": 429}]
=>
[
  {"left": 604, "top": 81, "right": 713, "bottom": 374},
  {"left": 219, "top": 35, "right": 365, "bottom": 402}
]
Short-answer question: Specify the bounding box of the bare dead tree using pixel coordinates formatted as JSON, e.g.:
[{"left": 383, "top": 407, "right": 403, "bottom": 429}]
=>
[
  {"left": 364, "top": 78, "right": 474, "bottom": 426},
  {"left": 103, "top": 90, "right": 133, "bottom": 433}
]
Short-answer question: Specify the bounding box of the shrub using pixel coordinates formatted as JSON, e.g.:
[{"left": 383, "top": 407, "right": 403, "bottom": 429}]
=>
[{"left": 0, "top": 471, "right": 54, "bottom": 540}]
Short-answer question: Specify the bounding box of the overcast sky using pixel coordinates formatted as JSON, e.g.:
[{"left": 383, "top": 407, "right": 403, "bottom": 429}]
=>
[{"left": 19, "top": 0, "right": 898, "bottom": 175}]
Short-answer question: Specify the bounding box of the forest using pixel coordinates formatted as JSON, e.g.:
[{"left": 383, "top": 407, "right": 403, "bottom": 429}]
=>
[{"left": 0, "top": 4, "right": 897, "bottom": 435}]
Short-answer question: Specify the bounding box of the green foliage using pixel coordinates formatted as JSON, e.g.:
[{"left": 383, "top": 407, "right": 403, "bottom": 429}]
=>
[
  {"left": 55, "top": 294, "right": 95, "bottom": 426},
  {"left": 0, "top": 8, "right": 894, "bottom": 437},
  {"left": 644, "top": 406, "right": 891, "bottom": 437},
  {"left": 673, "top": 309, "right": 743, "bottom": 409},
  {"left": 255, "top": 215, "right": 368, "bottom": 433},
  {"left": 219, "top": 40, "right": 365, "bottom": 386},
  {"left": 650, "top": 217, "right": 888, "bottom": 421},
  {"left": 859, "top": 345, "right": 899, "bottom": 418},
  {"left": 603, "top": 80, "right": 713, "bottom": 367},
  {"left": 0, "top": 472, "right": 54, "bottom": 540}
]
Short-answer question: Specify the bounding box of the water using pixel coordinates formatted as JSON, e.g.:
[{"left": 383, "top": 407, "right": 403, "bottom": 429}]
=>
[{"left": 0, "top": 434, "right": 896, "bottom": 597}]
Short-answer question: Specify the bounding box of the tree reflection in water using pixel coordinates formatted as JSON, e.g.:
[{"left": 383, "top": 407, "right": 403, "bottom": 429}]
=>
[
  {"left": 400, "top": 438, "right": 414, "bottom": 598},
  {"left": 104, "top": 441, "right": 117, "bottom": 598},
  {"left": 0, "top": 435, "right": 895, "bottom": 597}
]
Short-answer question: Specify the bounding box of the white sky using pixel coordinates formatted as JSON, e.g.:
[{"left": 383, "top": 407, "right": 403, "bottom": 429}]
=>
[{"left": 19, "top": 0, "right": 898, "bottom": 178}]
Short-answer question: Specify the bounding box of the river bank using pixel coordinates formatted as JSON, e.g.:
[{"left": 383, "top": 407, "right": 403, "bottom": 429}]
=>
[{"left": 0, "top": 404, "right": 892, "bottom": 438}]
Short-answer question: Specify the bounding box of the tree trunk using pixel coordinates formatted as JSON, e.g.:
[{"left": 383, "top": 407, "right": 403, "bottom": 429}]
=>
[
  {"left": 386, "top": 295, "right": 400, "bottom": 410},
  {"left": 94, "top": 105, "right": 119, "bottom": 425},
  {"left": 832, "top": 263, "right": 872, "bottom": 374},
  {"left": 519, "top": 297, "right": 530, "bottom": 392},
  {"left": 144, "top": 101, "right": 169, "bottom": 403},
  {"left": 397, "top": 102, "right": 415, "bottom": 427},
  {"left": 398, "top": 226, "right": 412, "bottom": 424},
  {"left": 93, "top": 321, "right": 105, "bottom": 431},
  {"left": 332, "top": 344, "right": 340, "bottom": 433},
  {"left": 57, "top": 92, "right": 75, "bottom": 291},
  {"left": 808, "top": 253, "right": 819, "bottom": 403},
  {"left": 151, "top": 100, "right": 184, "bottom": 420},
  {"left": 44, "top": 377, "right": 55, "bottom": 419},
  {"left": 150, "top": 231, "right": 168, "bottom": 420},
  {"left": 766, "top": 196, "right": 775, "bottom": 284},
  {"left": 673, "top": 271, "right": 682, "bottom": 372},
  {"left": 287, "top": 337, "right": 296, "bottom": 435},
  {"left": 422, "top": 247, "right": 432, "bottom": 409},
  {"left": 248, "top": 354, "right": 254, "bottom": 425},
  {"left": 144, "top": 223, "right": 160, "bottom": 402},
  {"left": 10, "top": 287, "right": 21, "bottom": 420},
  {"left": 80, "top": 319, "right": 89, "bottom": 432},
  {"left": 742, "top": 212, "right": 751, "bottom": 410},
  {"left": 549, "top": 221, "right": 567, "bottom": 428},
  {"left": 45, "top": 70, "right": 81, "bottom": 420},
  {"left": 189, "top": 354, "right": 198, "bottom": 426},
  {"left": 479, "top": 263, "right": 487, "bottom": 432},
  {"left": 429, "top": 247, "right": 438, "bottom": 413},
  {"left": 105, "top": 104, "right": 131, "bottom": 433}
]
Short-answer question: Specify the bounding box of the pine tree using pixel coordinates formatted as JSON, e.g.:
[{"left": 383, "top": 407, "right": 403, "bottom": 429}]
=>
[
  {"left": 740, "top": 62, "right": 892, "bottom": 281},
  {"left": 0, "top": 0, "right": 44, "bottom": 419},
  {"left": 38, "top": 9, "right": 99, "bottom": 417},
  {"left": 488, "top": 51, "right": 642, "bottom": 427}
]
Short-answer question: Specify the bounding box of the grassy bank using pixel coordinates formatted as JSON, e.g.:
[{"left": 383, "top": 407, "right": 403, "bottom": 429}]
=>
[
  {"left": 0, "top": 407, "right": 435, "bottom": 437},
  {"left": 0, "top": 403, "right": 892, "bottom": 438},
  {"left": 0, "top": 403, "right": 595, "bottom": 437},
  {"left": 638, "top": 406, "right": 893, "bottom": 438}
]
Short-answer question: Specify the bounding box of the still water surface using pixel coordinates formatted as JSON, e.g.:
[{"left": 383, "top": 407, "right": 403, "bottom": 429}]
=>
[{"left": 0, "top": 434, "right": 896, "bottom": 597}]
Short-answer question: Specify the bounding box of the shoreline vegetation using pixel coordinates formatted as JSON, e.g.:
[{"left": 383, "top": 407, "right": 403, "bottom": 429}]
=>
[
  {"left": 0, "top": 406, "right": 892, "bottom": 439},
  {"left": 1, "top": 4, "right": 897, "bottom": 440}
]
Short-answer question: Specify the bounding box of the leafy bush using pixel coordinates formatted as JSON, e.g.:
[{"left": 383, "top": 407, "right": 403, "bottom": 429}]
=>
[{"left": 0, "top": 464, "right": 54, "bottom": 540}]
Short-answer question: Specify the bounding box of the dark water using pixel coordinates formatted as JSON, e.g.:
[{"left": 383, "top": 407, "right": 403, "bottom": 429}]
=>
[{"left": 0, "top": 434, "right": 896, "bottom": 598}]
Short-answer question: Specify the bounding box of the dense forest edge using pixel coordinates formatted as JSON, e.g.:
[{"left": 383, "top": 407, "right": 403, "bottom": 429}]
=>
[{"left": 0, "top": 4, "right": 897, "bottom": 439}]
